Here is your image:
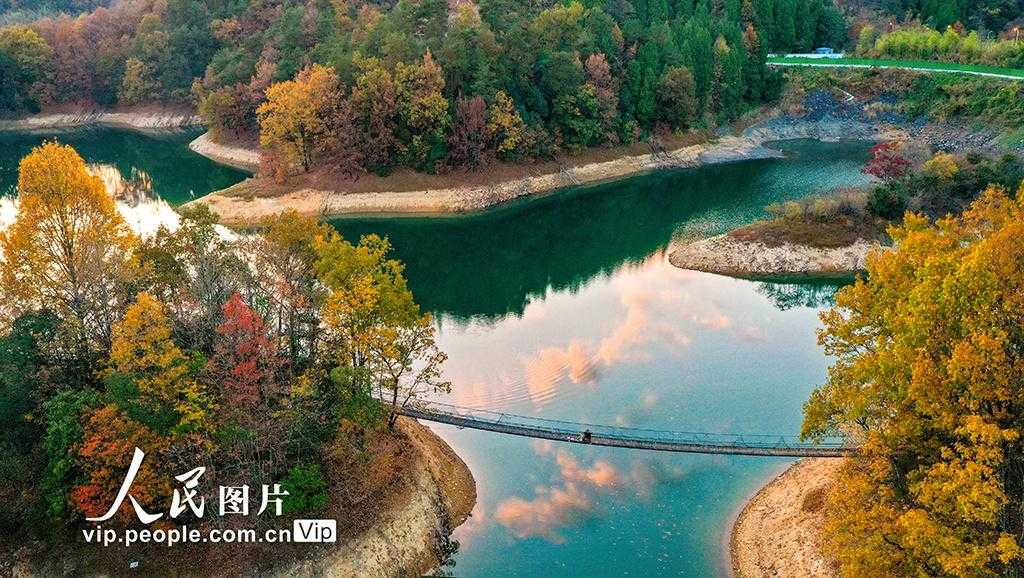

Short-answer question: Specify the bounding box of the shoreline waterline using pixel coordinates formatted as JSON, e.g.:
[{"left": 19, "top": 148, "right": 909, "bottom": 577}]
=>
[
  {"left": 184, "top": 114, "right": 898, "bottom": 224},
  {"left": 185, "top": 135, "right": 788, "bottom": 224},
  {"left": 729, "top": 458, "right": 842, "bottom": 578},
  {"left": 719, "top": 460, "right": 794, "bottom": 578},
  {"left": 0, "top": 110, "right": 202, "bottom": 132}
]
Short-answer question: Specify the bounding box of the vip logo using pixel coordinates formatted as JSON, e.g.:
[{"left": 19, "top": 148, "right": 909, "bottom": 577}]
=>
[{"left": 293, "top": 519, "right": 337, "bottom": 543}]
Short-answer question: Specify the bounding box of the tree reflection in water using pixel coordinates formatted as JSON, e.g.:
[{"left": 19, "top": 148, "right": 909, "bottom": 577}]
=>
[{"left": 756, "top": 278, "right": 853, "bottom": 311}]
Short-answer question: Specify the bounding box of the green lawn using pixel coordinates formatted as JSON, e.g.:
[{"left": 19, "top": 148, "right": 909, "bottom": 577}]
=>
[{"left": 766, "top": 56, "right": 1024, "bottom": 79}]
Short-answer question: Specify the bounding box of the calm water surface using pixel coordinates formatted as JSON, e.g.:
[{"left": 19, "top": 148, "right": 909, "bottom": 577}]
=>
[
  {"left": 0, "top": 127, "right": 247, "bottom": 204},
  {"left": 332, "top": 140, "right": 873, "bottom": 577},
  {"left": 5, "top": 129, "right": 871, "bottom": 576}
]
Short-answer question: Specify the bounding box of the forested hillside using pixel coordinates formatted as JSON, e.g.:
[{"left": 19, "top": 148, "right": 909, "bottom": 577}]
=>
[
  {"left": 848, "top": 0, "right": 1023, "bottom": 32},
  {"left": 0, "top": 0, "right": 114, "bottom": 18},
  {"left": 0, "top": 0, "right": 846, "bottom": 173}
]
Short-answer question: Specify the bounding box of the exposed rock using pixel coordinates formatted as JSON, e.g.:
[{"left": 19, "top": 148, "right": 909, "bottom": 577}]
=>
[
  {"left": 4, "top": 418, "right": 475, "bottom": 577},
  {"left": 189, "top": 133, "right": 259, "bottom": 172},
  {"left": 747, "top": 88, "right": 1006, "bottom": 153},
  {"left": 669, "top": 233, "right": 882, "bottom": 279},
  {"left": 272, "top": 418, "right": 476, "bottom": 578},
  {"left": 0, "top": 111, "right": 201, "bottom": 132},
  {"left": 743, "top": 118, "right": 896, "bottom": 144}
]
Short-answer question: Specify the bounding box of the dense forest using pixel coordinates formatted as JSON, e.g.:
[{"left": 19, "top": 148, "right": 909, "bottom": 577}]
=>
[
  {"left": 0, "top": 0, "right": 114, "bottom": 17},
  {"left": 868, "top": 0, "right": 1024, "bottom": 32},
  {"left": 0, "top": 142, "right": 450, "bottom": 567},
  {"left": 0, "top": 0, "right": 847, "bottom": 173}
]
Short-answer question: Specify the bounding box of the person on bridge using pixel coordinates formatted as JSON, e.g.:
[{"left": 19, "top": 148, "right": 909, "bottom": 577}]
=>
[{"left": 582, "top": 429, "right": 592, "bottom": 444}]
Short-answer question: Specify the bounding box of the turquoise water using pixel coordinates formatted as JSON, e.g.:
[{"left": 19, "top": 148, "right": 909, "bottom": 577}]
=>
[
  {"left": 331, "top": 140, "right": 873, "bottom": 576},
  {"left": 0, "top": 128, "right": 248, "bottom": 204},
  {"left": 3, "top": 129, "right": 871, "bottom": 575}
]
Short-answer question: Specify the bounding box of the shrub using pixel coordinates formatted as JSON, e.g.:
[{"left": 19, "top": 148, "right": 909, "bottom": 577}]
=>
[
  {"left": 922, "top": 152, "right": 959, "bottom": 180},
  {"left": 280, "top": 464, "right": 329, "bottom": 515},
  {"left": 782, "top": 200, "right": 804, "bottom": 220},
  {"left": 869, "top": 25, "right": 1024, "bottom": 68},
  {"left": 867, "top": 185, "right": 906, "bottom": 219}
]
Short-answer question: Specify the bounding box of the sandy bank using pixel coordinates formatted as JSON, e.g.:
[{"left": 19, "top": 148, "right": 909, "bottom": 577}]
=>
[
  {"left": 0, "top": 110, "right": 201, "bottom": 132},
  {"left": 273, "top": 417, "right": 476, "bottom": 578},
  {"left": 669, "top": 233, "right": 879, "bottom": 279},
  {"left": 730, "top": 458, "right": 842, "bottom": 578},
  {"left": 189, "top": 133, "right": 260, "bottom": 172},
  {"left": 188, "top": 135, "right": 784, "bottom": 224}
]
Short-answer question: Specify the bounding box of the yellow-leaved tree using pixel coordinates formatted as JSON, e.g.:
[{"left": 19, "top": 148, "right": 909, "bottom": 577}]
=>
[
  {"left": 0, "top": 142, "right": 136, "bottom": 344},
  {"left": 257, "top": 64, "right": 340, "bottom": 173},
  {"left": 108, "top": 292, "right": 210, "bottom": 433},
  {"left": 487, "top": 90, "right": 526, "bottom": 161},
  {"left": 803, "top": 184, "right": 1024, "bottom": 577},
  {"left": 313, "top": 230, "right": 449, "bottom": 429}
]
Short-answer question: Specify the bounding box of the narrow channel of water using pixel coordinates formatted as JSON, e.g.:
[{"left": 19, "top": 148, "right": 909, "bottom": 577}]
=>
[{"left": 0, "top": 127, "right": 247, "bottom": 204}]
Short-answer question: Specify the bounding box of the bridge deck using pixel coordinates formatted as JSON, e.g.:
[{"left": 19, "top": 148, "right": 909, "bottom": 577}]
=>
[{"left": 398, "top": 401, "right": 854, "bottom": 458}]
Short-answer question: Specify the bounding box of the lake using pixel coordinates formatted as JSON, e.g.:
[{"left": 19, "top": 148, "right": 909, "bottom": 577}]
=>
[
  {"left": 332, "top": 140, "right": 872, "bottom": 576},
  {"left": 0, "top": 127, "right": 247, "bottom": 204},
  {"left": 0, "top": 130, "right": 871, "bottom": 576}
]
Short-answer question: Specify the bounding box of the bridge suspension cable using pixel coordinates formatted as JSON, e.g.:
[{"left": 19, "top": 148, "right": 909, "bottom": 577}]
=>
[{"left": 397, "top": 399, "right": 855, "bottom": 458}]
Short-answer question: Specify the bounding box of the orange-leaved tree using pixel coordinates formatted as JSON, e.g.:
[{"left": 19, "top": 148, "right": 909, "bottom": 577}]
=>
[
  {"left": 70, "top": 404, "right": 171, "bottom": 523},
  {"left": 0, "top": 142, "right": 136, "bottom": 345},
  {"left": 803, "top": 184, "right": 1024, "bottom": 577}
]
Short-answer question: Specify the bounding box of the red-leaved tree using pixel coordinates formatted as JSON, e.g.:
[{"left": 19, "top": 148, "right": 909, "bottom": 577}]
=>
[
  {"left": 447, "top": 96, "right": 491, "bottom": 169},
  {"left": 862, "top": 141, "right": 910, "bottom": 181},
  {"left": 207, "top": 293, "right": 287, "bottom": 488},
  {"left": 208, "top": 293, "right": 284, "bottom": 421}
]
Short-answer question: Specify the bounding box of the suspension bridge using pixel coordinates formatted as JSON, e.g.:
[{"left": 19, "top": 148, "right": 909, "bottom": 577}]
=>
[{"left": 397, "top": 399, "right": 855, "bottom": 458}]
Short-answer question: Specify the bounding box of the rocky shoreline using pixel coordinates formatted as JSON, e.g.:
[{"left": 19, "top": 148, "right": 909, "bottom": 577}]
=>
[
  {"left": 0, "top": 110, "right": 201, "bottom": 132},
  {"left": 3, "top": 418, "right": 474, "bottom": 577},
  {"left": 668, "top": 233, "right": 879, "bottom": 279},
  {"left": 188, "top": 135, "right": 788, "bottom": 224},
  {"left": 4, "top": 418, "right": 474, "bottom": 577},
  {"left": 187, "top": 97, "right": 933, "bottom": 224},
  {"left": 189, "top": 133, "right": 260, "bottom": 172},
  {"left": 730, "top": 459, "right": 841, "bottom": 578},
  {"left": 274, "top": 418, "right": 476, "bottom": 577}
]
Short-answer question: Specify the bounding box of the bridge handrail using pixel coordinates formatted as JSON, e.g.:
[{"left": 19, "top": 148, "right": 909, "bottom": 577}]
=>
[{"left": 403, "top": 398, "right": 850, "bottom": 449}]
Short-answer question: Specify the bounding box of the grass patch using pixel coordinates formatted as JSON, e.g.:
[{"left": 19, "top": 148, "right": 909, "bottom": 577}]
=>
[
  {"left": 729, "top": 214, "right": 887, "bottom": 249},
  {"left": 768, "top": 56, "right": 1024, "bottom": 79}
]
